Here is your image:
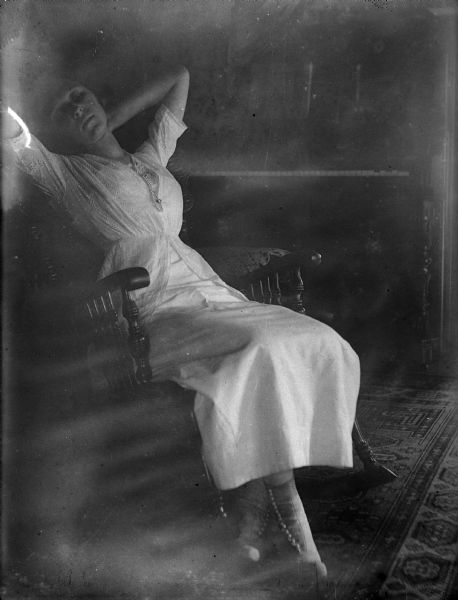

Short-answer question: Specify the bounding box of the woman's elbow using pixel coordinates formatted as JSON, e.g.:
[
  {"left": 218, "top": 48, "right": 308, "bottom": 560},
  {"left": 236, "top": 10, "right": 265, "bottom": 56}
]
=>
[{"left": 176, "top": 65, "right": 190, "bottom": 82}]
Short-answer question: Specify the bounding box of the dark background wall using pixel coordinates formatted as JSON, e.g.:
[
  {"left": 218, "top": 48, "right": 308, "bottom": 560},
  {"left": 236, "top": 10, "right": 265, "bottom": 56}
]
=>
[
  {"left": 2, "top": 0, "right": 457, "bottom": 372},
  {"left": 1, "top": 0, "right": 450, "bottom": 170}
]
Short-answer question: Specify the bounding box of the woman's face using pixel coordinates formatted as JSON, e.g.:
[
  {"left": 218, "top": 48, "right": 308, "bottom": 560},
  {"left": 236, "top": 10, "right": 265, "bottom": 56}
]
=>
[{"left": 49, "top": 83, "right": 108, "bottom": 149}]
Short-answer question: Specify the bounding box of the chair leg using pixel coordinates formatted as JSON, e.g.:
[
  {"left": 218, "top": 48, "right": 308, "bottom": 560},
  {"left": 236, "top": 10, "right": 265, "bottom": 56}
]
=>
[
  {"left": 296, "top": 418, "right": 398, "bottom": 501},
  {"left": 352, "top": 418, "right": 398, "bottom": 488}
]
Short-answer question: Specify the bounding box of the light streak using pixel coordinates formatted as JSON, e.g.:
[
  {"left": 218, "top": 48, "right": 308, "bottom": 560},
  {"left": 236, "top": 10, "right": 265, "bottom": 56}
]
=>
[
  {"left": 355, "top": 64, "right": 361, "bottom": 110},
  {"left": 7, "top": 107, "right": 31, "bottom": 148},
  {"left": 191, "top": 170, "right": 410, "bottom": 178},
  {"left": 305, "top": 62, "right": 313, "bottom": 117}
]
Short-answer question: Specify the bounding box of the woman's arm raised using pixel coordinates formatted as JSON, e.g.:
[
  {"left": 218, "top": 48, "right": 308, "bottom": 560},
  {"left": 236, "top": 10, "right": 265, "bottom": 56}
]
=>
[
  {"left": 1, "top": 102, "right": 23, "bottom": 139},
  {"left": 107, "top": 65, "right": 189, "bottom": 132}
]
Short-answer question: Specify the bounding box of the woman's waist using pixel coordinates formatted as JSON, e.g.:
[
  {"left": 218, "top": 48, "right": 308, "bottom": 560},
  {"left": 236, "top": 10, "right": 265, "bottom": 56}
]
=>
[
  {"left": 106, "top": 232, "right": 183, "bottom": 248},
  {"left": 99, "top": 235, "right": 210, "bottom": 276},
  {"left": 168, "top": 247, "right": 219, "bottom": 286},
  {"left": 98, "top": 234, "right": 169, "bottom": 280}
]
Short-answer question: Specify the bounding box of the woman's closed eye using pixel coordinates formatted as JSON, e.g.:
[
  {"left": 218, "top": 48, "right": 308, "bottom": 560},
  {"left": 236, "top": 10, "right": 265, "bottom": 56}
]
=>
[
  {"left": 54, "top": 90, "right": 95, "bottom": 122},
  {"left": 69, "top": 89, "right": 87, "bottom": 104},
  {"left": 53, "top": 91, "right": 83, "bottom": 119},
  {"left": 56, "top": 101, "right": 80, "bottom": 121}
]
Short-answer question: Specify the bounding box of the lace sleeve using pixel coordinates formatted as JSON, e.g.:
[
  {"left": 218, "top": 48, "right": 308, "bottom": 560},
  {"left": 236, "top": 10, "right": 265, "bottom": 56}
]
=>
[
  {"left": 7, "top": 130, "right": 67, "bottom": 200},
  {"left": 135, "top": 104, "right": 187, "bottom": 168}
]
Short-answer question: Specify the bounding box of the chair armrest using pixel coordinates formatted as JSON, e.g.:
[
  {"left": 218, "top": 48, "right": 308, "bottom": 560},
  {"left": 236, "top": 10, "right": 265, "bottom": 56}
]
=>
[
  {"left": 237, "top": 251, "right": 321, "bottom": 280},
  {"left": 198, "top": 246, "right": 322, "bottom": 285},
  {"left": 79, "top": 267, "right": 152, "bottom": 389},
  {"left": 232, "top": 252, "right": 322, "bottom": 314},
  {"left": 91, "top": 267, "right": 150, "bottom": 295}
]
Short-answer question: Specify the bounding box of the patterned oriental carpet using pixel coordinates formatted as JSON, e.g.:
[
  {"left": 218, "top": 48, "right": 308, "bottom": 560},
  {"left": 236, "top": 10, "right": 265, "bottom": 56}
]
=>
[{"left": 299, "top": 379, "right": 458, "bottom": 600}]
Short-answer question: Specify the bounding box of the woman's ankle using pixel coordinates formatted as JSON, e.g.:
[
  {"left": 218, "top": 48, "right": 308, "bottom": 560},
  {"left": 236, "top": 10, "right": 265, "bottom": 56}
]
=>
[
  {"left": 234, "top": 479, "right": 271, "bottom": 561},
  {"left": 264, "top": 470, "right": 294, "bottom": 487},
  {"left": 266, "top": 478, "right": 322, "bottom": 564}
]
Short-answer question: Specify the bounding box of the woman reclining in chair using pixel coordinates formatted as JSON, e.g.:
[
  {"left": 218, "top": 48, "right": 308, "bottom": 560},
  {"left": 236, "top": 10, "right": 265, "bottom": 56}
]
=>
[{"left": 4, "top": 65, "right": 360, "bottom": 591}]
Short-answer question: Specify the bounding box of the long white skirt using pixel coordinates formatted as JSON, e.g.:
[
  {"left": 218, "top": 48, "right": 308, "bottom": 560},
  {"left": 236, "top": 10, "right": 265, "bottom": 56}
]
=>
[{"left": 140, "top": 247, "right": 360, "bottom": 490}]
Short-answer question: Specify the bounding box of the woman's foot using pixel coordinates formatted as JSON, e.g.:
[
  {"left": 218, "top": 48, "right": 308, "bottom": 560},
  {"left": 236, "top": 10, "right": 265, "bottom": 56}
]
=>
[
  {"left": 234, "top": 478, "right": 271, "bottom": 562},
  {"left": 267, "top": 477, "right": 333, "bottom": 597}
]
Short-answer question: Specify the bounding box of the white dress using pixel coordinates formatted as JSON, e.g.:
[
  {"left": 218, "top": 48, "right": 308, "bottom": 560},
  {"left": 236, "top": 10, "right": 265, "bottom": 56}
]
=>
[{"left": 9, "top": 105, "right": 360, "bottom": 490}]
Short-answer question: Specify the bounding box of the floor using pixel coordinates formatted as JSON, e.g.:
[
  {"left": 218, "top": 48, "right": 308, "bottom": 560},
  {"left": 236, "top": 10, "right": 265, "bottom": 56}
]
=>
[{"left": 2, "top": 328, "right": 457, "bottom": 599}]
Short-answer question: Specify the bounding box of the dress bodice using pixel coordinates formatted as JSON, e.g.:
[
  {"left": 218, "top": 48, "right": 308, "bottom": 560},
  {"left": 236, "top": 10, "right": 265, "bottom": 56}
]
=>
[
  {"left": 8, "top": 104, "right": 207, "bottom": 309},
  {"left": 9, "top": 104, "right": 187, "bottom": 252},
  {"left": 55, "top": 147, "right": 185, "bottom": 250}
]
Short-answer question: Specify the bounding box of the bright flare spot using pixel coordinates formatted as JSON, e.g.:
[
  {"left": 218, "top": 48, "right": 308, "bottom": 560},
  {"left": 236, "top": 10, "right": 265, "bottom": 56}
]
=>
[{"left": 7, "top": 107, "right": 31, "bottom": 148}]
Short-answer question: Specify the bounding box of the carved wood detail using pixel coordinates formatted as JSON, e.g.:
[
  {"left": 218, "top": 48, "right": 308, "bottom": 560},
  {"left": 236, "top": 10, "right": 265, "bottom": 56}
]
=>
[
  {"left": 121, "top": 289, "right": 152, "bottom": 385},
  {"left": 420, "top": 197, "right": 440, "bottom": 366},
  {"left": 78, "top": 255, "right": 395, "bottom": 493}
]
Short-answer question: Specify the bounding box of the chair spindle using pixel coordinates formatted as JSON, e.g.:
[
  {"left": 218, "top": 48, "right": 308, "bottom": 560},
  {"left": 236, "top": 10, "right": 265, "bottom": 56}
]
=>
[
  {"left": 121, "top": 289, "right": 152, "bottom": 385},
  {"left": 273, "top": 272, "right": 282, "bottom": 305}
]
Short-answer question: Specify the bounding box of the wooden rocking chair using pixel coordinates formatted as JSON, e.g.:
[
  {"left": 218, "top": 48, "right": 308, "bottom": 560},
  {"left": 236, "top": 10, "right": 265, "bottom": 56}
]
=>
[
  {"left": 77, "top": 256, "right": 397, "bottom": 500},
  {"left": 7, "top": 192, "right": 396, "bottom": 500}
]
